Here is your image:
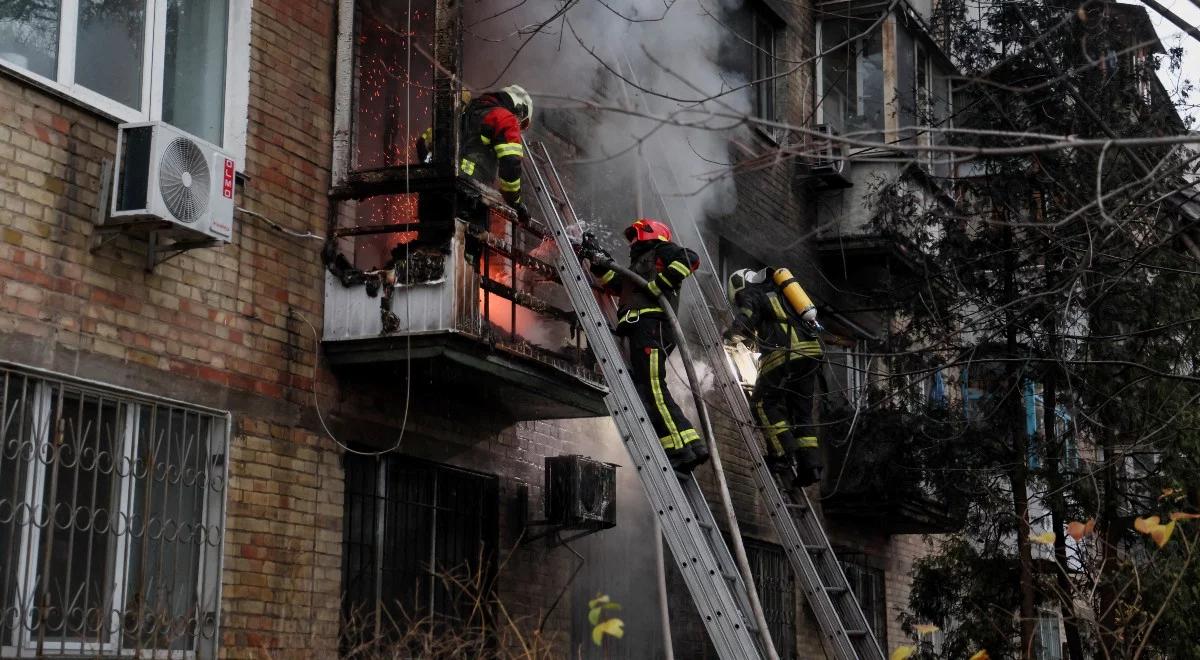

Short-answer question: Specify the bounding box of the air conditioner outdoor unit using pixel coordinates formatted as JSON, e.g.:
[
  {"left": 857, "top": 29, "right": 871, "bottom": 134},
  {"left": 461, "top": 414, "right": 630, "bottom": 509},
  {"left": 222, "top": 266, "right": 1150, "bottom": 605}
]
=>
[
  {"left": 810, "top": 123, "right": 853, "bottom": 189},
  {"left": 110, "top": 121, "right": 236, "bottom": 243},
  {"left": 544, "top": 455, "right": 617, "bottom": 529}
]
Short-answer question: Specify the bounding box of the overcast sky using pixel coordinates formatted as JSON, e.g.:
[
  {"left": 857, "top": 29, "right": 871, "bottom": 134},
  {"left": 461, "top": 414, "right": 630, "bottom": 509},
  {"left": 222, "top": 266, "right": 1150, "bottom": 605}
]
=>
[{"left": 1144, "top": 0, "right": 1200, "bottom": 127}]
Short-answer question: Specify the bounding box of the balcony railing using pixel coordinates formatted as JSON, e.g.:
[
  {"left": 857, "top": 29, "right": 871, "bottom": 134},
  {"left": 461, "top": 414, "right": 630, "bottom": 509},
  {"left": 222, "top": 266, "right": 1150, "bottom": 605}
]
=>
[{"left": 322, "top": 180, "right": 607, "bottom": 421}]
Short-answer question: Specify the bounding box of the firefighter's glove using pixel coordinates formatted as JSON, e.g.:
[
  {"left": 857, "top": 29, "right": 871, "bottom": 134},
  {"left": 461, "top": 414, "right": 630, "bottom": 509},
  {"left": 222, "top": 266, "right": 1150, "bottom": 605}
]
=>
[
  {"left": 579, "top": 232, "right": 612, "bottom": 265},
  {"left": 722, "top": 327, "right": 747, "bottom": 345},
  {"left": 511, "top": 201, "right": 531, "bottom": 224}
]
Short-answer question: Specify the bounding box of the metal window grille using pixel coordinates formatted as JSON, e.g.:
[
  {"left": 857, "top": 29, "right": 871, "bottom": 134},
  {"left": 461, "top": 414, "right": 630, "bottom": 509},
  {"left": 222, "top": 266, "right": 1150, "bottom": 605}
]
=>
[
  {"left": 838, "top": 553, "right": 887, "bottom": 648},
  {"left": 746, "top": 540, "right": 796, "bottom": 660},
  {"left": 341, "top": 455, "right": 499, "bottom": 648},
  {"left": 0, "top": 363, "right": 230, "bottom": 659}
]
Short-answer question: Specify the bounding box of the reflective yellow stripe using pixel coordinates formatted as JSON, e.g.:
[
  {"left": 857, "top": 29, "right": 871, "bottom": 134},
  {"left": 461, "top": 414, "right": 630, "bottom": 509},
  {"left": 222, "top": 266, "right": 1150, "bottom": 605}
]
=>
[
  {"left": 650, "top": 348, "right": 682, "bottom": 449},
  {"left": 769, "top": 295, "right": 788, "bottom": 321},
  {"left": 494, "top": 142, "right": 524, "bottom": 158},
  {"left": 646, "top": 280, "right": 662, "bottom": 297},
  {"left": 668, "top": 261, "right": 691, "bottom": 278},
  {"left": 797, "top": 435, "right": 819, "bottom": 449},
  {"left": 460, "top": 158, "right": 476, "bottom": 175},
  {"left": 619, "top": 307, "right": 663, "bottom": 324},
  {"left": 480, "top": 135, "right": 491, "bottom": 145},
  {"left": 679, "top": 429, "right": 701, "bottom": 446},
  {"left": 498, "top": 177, "right": 521, "bottom": 192},
  {"left": 598, "top": 270, "right": 616, "bottom": 285},
  {"left": 755, "top": 400, "right": 784, "bottom": 455},
  {"left": 421, "top": 127, "right": 432, "bottom": 142}
]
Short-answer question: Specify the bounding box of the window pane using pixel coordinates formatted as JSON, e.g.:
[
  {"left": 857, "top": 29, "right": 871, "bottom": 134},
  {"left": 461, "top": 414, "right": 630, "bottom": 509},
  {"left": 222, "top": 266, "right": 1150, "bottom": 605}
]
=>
[
  {"left": 353, "top": 0, "right": 437, "bottom": 169},
  {"left": 820, "top": 19, "right": 883, "bottom": 141},
  {"left": 37, "top": 390, "right": 126, "bottom": 643},
  {"left": 0, "top": 0, "right": 60, "bottom": 78},
  {"left": 0, "top": 375, "right": 37, "bottom": 647},
  {"left": 124, "top": 406, "right": 210, "bottom": 651},
  {"left": 162, "top": 0, "right": 229, "bottom": 145},
  {"left": 75, "top": 0, "right": 146, "bottom": 108},
  {"left": 754, "top": 16, "right": 776, "bottom": 122}
]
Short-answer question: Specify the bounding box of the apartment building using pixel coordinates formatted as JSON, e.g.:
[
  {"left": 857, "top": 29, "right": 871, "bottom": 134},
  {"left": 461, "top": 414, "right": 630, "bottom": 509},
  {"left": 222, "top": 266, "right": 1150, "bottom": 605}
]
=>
[{"left": 0, "top": 0, "right": 965, "bottom": 657}]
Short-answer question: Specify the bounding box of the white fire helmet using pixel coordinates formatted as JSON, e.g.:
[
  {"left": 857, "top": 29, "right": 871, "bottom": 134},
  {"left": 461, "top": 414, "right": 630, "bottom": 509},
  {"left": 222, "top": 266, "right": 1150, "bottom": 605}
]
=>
[
  {"left": 727, "top": 268, "right": 768, "bottom": 306},
  {"left": 501, "top": 84, "right": 533, "bottom": 129}
]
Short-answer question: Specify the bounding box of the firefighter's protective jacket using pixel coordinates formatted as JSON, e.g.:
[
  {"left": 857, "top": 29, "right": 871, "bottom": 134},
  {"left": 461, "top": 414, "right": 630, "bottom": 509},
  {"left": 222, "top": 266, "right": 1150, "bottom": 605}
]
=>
[
  {"left": 731, "top": 279, "right": 822, "bottom": 375},
  {"left": 591, "top": 240, "right": 699, "bottom": 329},
  {"left": 459, "top": 92, "right": 524, "bottom": 203}
]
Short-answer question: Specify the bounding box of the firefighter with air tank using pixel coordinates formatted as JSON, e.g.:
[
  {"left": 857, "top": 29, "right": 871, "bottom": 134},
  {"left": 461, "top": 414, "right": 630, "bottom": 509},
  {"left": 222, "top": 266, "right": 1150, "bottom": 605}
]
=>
[{"left": 725, "top": 267, "right": 826, "bottom": 487}]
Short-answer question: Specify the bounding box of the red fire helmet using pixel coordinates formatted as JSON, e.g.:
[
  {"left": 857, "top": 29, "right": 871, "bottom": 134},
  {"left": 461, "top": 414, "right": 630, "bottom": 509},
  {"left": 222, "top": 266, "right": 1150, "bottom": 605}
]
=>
[{"left": 624, "top": 218, "right": 672, "bottom": 244}]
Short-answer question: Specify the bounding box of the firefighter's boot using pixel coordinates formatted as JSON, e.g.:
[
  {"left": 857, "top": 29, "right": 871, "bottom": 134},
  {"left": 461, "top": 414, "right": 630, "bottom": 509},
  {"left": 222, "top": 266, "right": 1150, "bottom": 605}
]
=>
[
  {"left": 685, "top": 441, "right": 711, "bottom": 470},
  {"left": 792, "top": 448, "right": 823, "bottom": 488},
  {"left": 666, "top": 444, "right": 699, "bottom": 474}
]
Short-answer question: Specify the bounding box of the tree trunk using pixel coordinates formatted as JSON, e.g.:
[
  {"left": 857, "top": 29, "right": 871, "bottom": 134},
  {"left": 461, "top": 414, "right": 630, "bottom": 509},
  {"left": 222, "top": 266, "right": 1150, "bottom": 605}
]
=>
[{"left": 1043, "top": 371, "right": 1086, "bottom": 660}]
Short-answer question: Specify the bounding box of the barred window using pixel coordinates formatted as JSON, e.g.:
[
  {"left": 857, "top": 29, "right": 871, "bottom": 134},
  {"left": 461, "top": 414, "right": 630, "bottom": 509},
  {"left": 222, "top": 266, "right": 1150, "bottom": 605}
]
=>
[
  {"left": 746, "top": 540, "right": 796, "bottom": 660},
  {"left": 838, "top": 552, "right": 887, "bottom": 647},
  {"left": 0, "top": 365, "right": 229, "bottom": 658},
  {"left": 341, "top": 455, "right": 499, "bottom": 649}
]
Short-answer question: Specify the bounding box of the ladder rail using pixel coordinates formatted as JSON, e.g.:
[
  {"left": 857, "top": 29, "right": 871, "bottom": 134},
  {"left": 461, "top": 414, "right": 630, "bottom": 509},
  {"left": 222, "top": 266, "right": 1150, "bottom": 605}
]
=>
[
  {"left": 522, "top": 141, "right": 767, "bottom": 660},
  {"left": 588, "top": 67, "right": 887, "bottom": 653}
]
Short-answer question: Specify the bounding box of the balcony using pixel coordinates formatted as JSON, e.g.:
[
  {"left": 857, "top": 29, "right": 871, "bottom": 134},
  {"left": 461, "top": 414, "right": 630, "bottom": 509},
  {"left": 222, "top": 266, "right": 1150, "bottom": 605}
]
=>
[
  {"left": 821, "top": 406, "right": 964, "bottom": 535},
  {"left": 322, "top": 183, "right": 608, "bottom": 421}
]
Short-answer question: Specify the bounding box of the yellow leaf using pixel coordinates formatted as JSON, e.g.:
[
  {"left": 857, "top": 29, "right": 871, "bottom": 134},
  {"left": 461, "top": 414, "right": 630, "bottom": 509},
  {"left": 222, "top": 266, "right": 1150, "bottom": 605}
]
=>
[
  {"left": 591, "top": 617, "right": 624, "bottom": 646},
  {"left": 914, "top": 623, "right": 940, "bottom": 635},
  {"left": 1169, "top": 512, "right": 1200, "bottom": 522},
  {"left": 1029, "top": 530, "right": 1056, "bottom": 545},
  {"left": 1134, "top": 516, "right": 1161, "bottom": 535},
  {"left": 1066, "top": 519, "right": 1096, "bottom": 541},
  {"left": 969, "top": 651, "right": 991, "bottom": 660},
  {"left": 1150, "top": 520, "right": 1177, "bottom": 548},
  {"left": 588, "top": 594, "right": 610, "bottom": 610},
  {"left": 890, "top": 645, "right": 916, "bottom": 660}
]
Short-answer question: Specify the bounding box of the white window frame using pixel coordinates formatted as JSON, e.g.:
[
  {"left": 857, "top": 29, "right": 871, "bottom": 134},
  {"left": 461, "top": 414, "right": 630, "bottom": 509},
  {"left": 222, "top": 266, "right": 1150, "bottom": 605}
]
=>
[
  {"left": 1, "top": 377, "right": 229, "bottom": 660},
  {"left": 814, "top": 19, "right": 870, "bottom": 128},
  {"left": 0, "top": 0, "right": 252, "bottom": 164}
]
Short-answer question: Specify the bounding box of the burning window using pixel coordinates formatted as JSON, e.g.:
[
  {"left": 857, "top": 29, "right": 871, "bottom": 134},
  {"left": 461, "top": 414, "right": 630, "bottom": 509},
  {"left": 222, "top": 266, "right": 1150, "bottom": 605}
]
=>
[
  {"left": 353, "top": 0, "right": 436, "bottom": 170},
  {"left": 342, "top": 193, "right": 420, "bottom": 271}
]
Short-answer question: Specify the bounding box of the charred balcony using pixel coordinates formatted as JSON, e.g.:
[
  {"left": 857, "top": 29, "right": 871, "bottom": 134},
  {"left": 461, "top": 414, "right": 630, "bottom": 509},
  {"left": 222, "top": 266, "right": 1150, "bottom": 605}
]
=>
[{"left": 323, "top": 184, "right": 607, "bottom": 421}]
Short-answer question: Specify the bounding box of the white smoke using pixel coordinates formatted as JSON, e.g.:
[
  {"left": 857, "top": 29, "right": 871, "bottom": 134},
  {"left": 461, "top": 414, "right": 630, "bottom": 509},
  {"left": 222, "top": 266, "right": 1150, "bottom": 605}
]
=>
[{"left": 463, "top": 0, "right": 754, "bottom": 230}]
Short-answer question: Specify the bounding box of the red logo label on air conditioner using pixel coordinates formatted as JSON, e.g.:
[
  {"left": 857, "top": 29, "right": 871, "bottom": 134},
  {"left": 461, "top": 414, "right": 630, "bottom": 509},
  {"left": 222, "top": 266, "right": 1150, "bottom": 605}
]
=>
[{"left": 223, "top": 159, "right": 235, "bottom": 199}]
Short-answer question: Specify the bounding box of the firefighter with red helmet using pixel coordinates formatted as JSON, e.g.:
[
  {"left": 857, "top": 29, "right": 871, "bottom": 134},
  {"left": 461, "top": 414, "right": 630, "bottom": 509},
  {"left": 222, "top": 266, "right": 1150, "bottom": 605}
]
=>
[
  {"left": 458, "top": 84, "right": 533, "bottom": 223},
  {"left": 586, "top": 219, "right": 711, "bottom": 473}
]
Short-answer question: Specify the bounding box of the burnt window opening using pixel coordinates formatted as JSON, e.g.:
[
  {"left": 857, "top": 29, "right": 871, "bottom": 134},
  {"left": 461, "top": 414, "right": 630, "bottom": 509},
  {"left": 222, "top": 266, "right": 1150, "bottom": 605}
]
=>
[
  {"left": 353, "top": 0, "right": 437, "bottom": 172},
  {"left": 341, "top": 455, "right": 500, "bottom": 652},
  {"left": 746, "top": 540, "right": 797, "bottom": 659}
]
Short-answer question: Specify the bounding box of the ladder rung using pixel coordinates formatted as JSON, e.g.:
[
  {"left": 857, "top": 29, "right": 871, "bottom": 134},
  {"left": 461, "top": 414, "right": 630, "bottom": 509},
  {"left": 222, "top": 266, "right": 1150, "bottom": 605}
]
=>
[
  {"left": 845, "top": 629, "right": 869, "bottom": 637},
  {"left": 824, "top": 586, "right": 849, "bottom": 596},
  {"left": 804, "top": 544, "right": 826, "bottom": 554},
  {"left": 786, "top": 502, "right": 809, "bottom": 512}
]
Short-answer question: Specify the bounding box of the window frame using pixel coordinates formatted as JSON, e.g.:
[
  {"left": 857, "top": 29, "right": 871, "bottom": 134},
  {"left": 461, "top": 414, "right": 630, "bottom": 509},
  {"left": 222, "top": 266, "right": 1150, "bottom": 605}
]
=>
[
  {"left": 0, "top": 0, "right": 252, "bottom": 163},
  {"left": 0, "top": 365, "right": 230, "bottom": 660},
  {"left": 750, "top": 5, "right": 783, "bottom": 136}
]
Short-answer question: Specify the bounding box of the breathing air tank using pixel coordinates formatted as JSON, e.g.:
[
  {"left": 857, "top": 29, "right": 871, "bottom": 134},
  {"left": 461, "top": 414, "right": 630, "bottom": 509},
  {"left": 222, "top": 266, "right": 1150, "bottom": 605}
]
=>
[{"left": 771, "top": 268, "right": 819, "bottom": 326}]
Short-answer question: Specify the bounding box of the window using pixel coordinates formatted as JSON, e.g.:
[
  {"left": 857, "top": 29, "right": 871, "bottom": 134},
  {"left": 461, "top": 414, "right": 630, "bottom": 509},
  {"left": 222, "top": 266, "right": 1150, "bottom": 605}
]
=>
[
  {"left": 746, "top": 540, "right": 796, "bottom": 659},
  {"left": 0, "top": 364, "right": 228, "bottom": 658},
  {"left": 1034, "top": 611, "right": 1063, "bottom": 660},
  {"left": 341, "top": 455, "right": 499, "bottom": 648},
  {"left": 817, "top": 19, "right": 885, "bottom": 142},
  {"left": 353, "top": 0, "right": 437, "bottom": 170},
  {"left": 0, "top": 0, "right": 250, "bottom": 156},
  {"left": 827, "top": 341, "right": 870, "bottom": 405},
  {"left": 752, "top": 9, "right": 780, "bottom": 127},
  {"left": 914, "top": 42, "right": 933, "bottom": 168},
  {"left": 839, "top": 554, "right": 887, "bottom": 646}
]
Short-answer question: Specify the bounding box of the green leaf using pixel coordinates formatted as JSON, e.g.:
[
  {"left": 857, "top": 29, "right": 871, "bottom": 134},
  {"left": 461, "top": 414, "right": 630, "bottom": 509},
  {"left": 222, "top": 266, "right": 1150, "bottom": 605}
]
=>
[
  {"left": 587, "top": 594, "right": 610, "bottom": 610},
  {"left": 592, "top": 617, "right": 625, "bottom": 646},
  {"left": 588, "top": 607, "right": 602, "bottom": 627}
]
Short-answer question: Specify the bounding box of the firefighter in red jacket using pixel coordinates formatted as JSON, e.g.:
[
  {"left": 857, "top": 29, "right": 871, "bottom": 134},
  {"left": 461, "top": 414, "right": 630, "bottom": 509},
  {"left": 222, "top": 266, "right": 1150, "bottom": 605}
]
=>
[
  {"left": 586, "top": 219, "right": 711, "bottom": 473},
  {"left": 458, "top": 84, "right": 533, "bottom": 223}
]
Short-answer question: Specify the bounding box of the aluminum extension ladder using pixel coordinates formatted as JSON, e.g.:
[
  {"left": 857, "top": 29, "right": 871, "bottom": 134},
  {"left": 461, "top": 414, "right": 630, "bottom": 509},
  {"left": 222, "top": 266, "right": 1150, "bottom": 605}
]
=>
[
  {"left": 525, "top": 138, "right": 886, "bottom": 659},
  {"left": 523, "top": 141, "right": 769, "bottom": 659}
]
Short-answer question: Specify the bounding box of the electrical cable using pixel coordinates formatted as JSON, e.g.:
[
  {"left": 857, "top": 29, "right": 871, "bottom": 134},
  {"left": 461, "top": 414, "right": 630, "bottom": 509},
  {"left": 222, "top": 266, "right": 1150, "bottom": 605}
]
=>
[{"left": 235, "top": 207, "right": 325, "bottom": 241}]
